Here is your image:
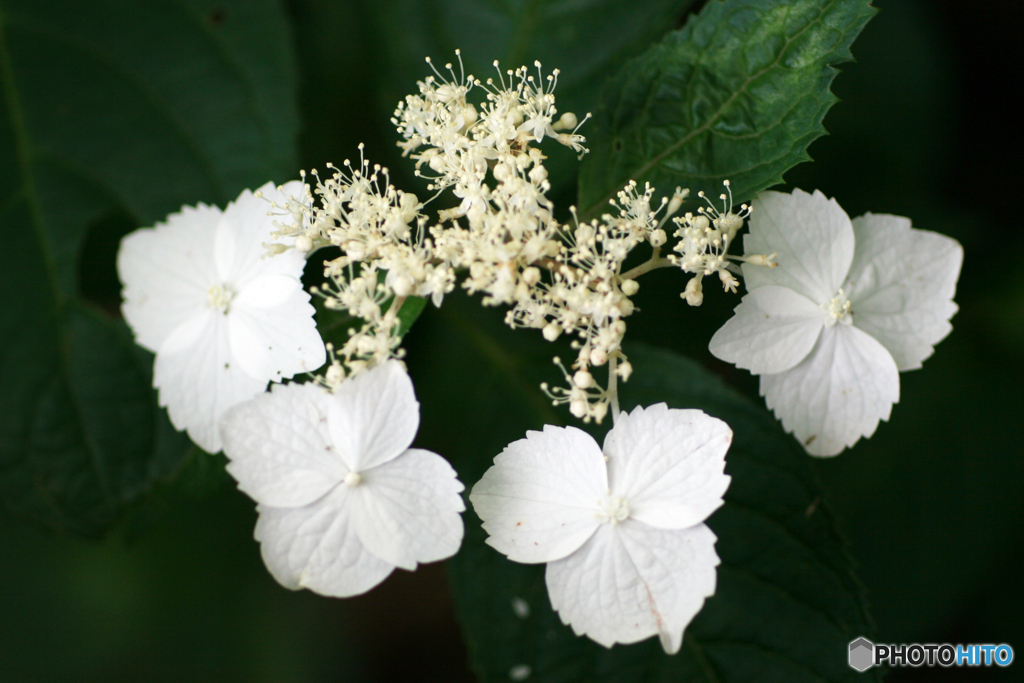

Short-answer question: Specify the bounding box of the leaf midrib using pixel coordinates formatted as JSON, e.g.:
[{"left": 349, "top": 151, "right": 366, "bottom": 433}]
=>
[{"left": 580, "top": 0, "right": 841, "bottom": 220}]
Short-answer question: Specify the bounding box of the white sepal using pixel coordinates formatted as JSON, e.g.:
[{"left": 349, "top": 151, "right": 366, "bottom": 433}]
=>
[
  {"left": 603, "top": 404, "right": 731, "bottom": 530},
  {"left": 846, "top": 213, "right": 963, "bottom": 371},
  {"left": 742, "top": 189, "right": 854, "bottom": 304},
  {"left": 761, "top": 324, "right": 900, "bottom": 457},
  {"left": 326, "top": 361, "right": 421, "bottom": 472},
  {"left": 118, "top": 202, "right": 221, "bottom": 354},
  {"left": 221, "top": 382, "right": 346, "bottom": 508},
  {"left": 347, "top": 448, "right": 465, "bottom": 570},
  {"left": 709, "top": 285, "right": 825, "bottom": 375},
  {"left": 255, "top": 491, "right": 395, "bottom": 598},
  {"left": 470, "top": 425, "right": 608, "bottom": 564},
  {"left": 545, "top": 521, "right": 719, "bottom": 654},
  {"left": 154, "top": 311, "right": 266, "bottom": 453}
]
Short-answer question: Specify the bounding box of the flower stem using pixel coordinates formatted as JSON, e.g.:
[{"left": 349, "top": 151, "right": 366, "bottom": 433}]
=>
[
  {"left": 619, "top": 255, "right": 674, "bottom": 282},
  {"left": 608, "top": 353, "right": 620, "bottom": 424}
]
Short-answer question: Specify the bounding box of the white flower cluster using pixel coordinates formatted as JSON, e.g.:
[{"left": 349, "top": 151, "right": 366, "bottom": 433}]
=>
[
  {"left": 271, "top": 55, "right": 764, "bottom": 423},
  {"left": 711, "top": 189, "right": 963, "bottom": 456},
  {"left": 116, "top": 51, "right": 964, "bottom": 661},
  {"left": 221, "top": 361, "right": 465, "bottom": 597},
  {"left": 472, "top": 404, "right": 732, "bottom": 653},
  {"left": 118, "top": 181, "right": 326, "bottom": 453}
]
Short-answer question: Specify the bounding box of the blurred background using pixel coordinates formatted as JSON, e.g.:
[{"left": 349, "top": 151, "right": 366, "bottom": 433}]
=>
[{"left": 1, "top": 0, "right": 1021, "bottom": 681}]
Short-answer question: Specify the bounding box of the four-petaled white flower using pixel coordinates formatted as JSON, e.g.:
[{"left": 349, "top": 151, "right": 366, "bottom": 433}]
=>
[
  {"left": 220, "top": 361, "right": 465, "bottom": 597},
  {"left": 118, "top": 181, "right": 326, "bottom": 453},
  {"left": 710, "top": 189, "right": 963, "bottom": 456},
  {"left": 470, "top": 404, "right": 731, "bottom": 653}
]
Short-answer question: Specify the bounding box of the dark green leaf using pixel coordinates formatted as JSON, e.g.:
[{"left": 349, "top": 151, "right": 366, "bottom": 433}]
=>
[
  {"left": 396, "top": 295, "right": 429, "bottom": 337},
  {"left": 578, "top": 0, "right": 876, "bottom": 219},
  {"left": 0, "top": 0, "right": 299, "bottom": 535},
  {"left": 410, "top": 296, "right": 878, "bottom": 682}
]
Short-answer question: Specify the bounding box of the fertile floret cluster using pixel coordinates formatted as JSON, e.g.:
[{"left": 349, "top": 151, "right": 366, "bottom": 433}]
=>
[
  {"left": 269, "top": 53, "right": 761, "bottom": 420},
  {"left": 670, "top": 183, "right": 770, "bottom": 306}
]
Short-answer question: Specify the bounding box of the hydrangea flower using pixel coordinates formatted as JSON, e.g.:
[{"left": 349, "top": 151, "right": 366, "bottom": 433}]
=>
[
  {"left": 118, "top": 181, "right": 326, "bottom": 453},
  {"left": 220, "top": 361, "right": 465, "bottom": 597},
  {"left": 470, "top": 404, "right": 731, "bottom": 653},
  {"left": 710, "top": 189, "right": 963, "bottom": 456}
]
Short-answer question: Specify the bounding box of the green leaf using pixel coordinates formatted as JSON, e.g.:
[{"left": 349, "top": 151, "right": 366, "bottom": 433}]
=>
[
  {"left": 578, "top": 0, "right": 876, "bottom": 219},
  {"left": 0, "top": 0, "right": 299, "bottom": 535},
  {"left": 365, "top": 0, "right": 697, "bottom": 195},
  {"left": 410, "top": 297, "right": 878, "bottom": 682}
]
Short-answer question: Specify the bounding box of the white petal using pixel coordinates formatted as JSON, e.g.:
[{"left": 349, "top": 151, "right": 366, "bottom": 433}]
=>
[
  {"left": 233, "top": 274, "right": 303, "bottom": 310},
  {"left": 254, "top": 489, "right": 394, "bottom": 598},
  {"left": 326, "top": 361, "right": 420, "bottom": 472},
  {"left": 603, "top": 404, "right": 731, "bottom": 530},
  {"left": 709, "top": 285, "right": 825, "bottom": 374},
  {"left": 215, "top": 181, "right": 309, "bottom": 287},
  {"left": 220, "top": 383, "right": 348, "bottom": 508},
  {"left": 761, "top": 324, "right": 900, "bottom": 457},
  {"left": 118, "top": 203, "right": 221, "bottom": 352},
  {"left": 846, "top": 213, "right": 963, "bottom": 371},
  {"left": 228, "top": 289, "right": 326, "bottom": 381},
  {"left": 545, "top": 521, "right": 719, "bottom": 654},
  {"left": 347, "top": 448, "right": 465, "bottom": 570},
  {"left": 470, "top": 425, "right": 608, "bottom": 564},
  {"left": 742, "top": 189, "right": 854, "bottom": 304},
  {"left": 153, "top": 310, "right": 266, "bottom": 453}
]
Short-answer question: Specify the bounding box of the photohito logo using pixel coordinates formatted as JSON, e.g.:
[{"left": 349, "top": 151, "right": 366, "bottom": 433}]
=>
[{"left": 848, "top": 638, "right": 1014, "bottom": 671}]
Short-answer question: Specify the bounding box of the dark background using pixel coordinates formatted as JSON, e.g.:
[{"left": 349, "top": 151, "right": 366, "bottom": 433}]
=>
[{"left": 2, "top": 1, "right": 1021, "bottom": 681}]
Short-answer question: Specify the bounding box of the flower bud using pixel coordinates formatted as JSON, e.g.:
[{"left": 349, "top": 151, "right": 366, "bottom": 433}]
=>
[
  {"left": 573, "top": 370, "right": 594, "bottom": 389},
  {"left": 555, "top": 112, "right": 577, "bottom": 130},
  {"left": 542, "top": 323, "right": 561, "bottom": 342},
  {"left": 325, "top": 363, "right": 344, "bottom": 387},
  {"left": 569, "top": 397, "right": 588, "bottom": 418},
  {"left": 746, "top": 252, "right": 777, "bottom": 268},
  {"left": 719, "top": 213, "right": 743, "bottom": 240},
  {"left": 666, "top": 187, "right": 689, "bottom": 217},
  {"left": 683, "top": 277, "right": 704, "bottom": 306},
  {"left": 391, "top": 275, "right": 413, "bottom": 298},
  {"left": 649, "top": 228, "right": 667, "bottom": 247},
  {"left": 616, "top": 360, "right": 633, "bottom": 382},
  {"left": 345, "top": 241, "right": 366, "bottom": 261},
  {"left": 262, "top": 241, "right": 288, "bottom": 258},
  {"left": 294, "top": 235, "right": 314, "bottom": 253},
  {"left": 620, "top": 279, "right": 639, "bottom": 296}
]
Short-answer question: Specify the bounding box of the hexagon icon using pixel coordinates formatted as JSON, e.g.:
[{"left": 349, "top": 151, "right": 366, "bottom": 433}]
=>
[{"left": 849, "top": 637, "right": 875, "bottom": 672}]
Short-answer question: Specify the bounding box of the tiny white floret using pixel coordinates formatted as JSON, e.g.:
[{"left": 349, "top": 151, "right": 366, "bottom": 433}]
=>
[
  {"left": 219, "top": 361, "right": 465, "bottom": 598},
  {"left": 118, "top": 181, "right": 327, "bottom": 453},
  {"left": 709, "top": 189, "right": 963, "bottom": 456},
  {"left": 470, "top": 404, "right": 732, "bottom": 653}
]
